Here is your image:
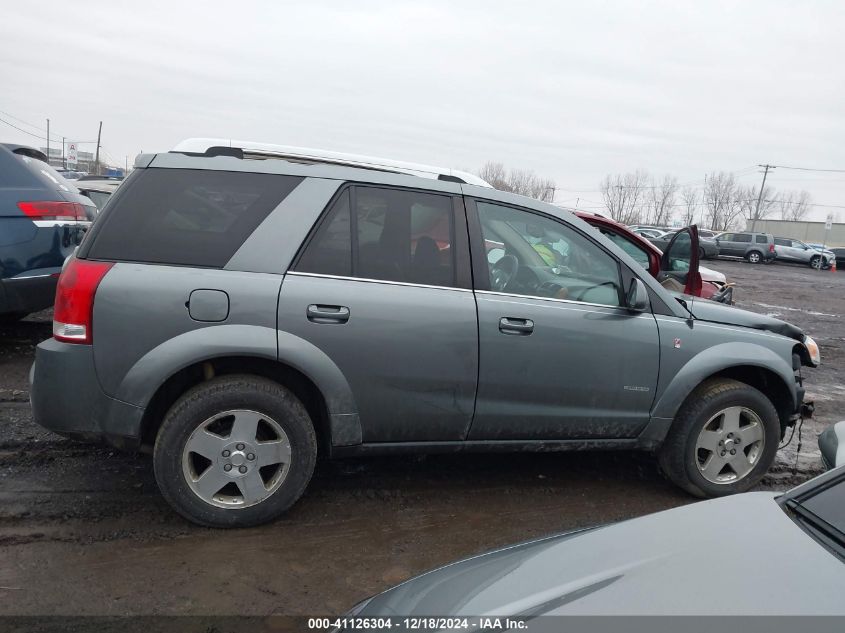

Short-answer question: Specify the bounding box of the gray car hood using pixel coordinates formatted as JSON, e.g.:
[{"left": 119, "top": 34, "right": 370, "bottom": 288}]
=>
[
  {"left": 359, "top": 493, "right": 844, "bottom": 616},
  {"left": 679, "top": 295, "right": 804, "bottom": 341}
]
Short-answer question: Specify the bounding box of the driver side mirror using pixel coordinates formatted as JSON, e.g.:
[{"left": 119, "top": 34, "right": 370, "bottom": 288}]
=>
[{"left": 626, "top": 278, "right": 649, "bottom": 313}]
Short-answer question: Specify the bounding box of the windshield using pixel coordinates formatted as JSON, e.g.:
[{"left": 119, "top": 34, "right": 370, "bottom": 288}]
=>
[{"left": 782, "top": 471, "right": 845, "bottom": 561}]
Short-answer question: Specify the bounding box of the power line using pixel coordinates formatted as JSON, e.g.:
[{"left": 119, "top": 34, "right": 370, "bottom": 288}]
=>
[
  {"left": 0, "top": 111, "right": 98, "bottom": 144},
  {"left": 773, "top": 165, "right": 845, "bottom": 173}
]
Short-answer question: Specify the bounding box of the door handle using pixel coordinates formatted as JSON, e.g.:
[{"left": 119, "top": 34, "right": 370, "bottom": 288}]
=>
[
  {"left": 499, "top": 317, "right": 534, "bottom": 335},
  {"left": 307, "top": 304, "right": 350, "bottom": 324}
]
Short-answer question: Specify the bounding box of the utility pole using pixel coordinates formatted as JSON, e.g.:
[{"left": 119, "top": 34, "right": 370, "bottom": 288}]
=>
[
  {"left": 62, "top": 137, "right": 66, "bottom": 169},
  {"left": 94, "top": 121, "right": 103, "bottom": 176},
  {"left": 46, "top": 119, "right": 50, "bottom": 165},
  {"left": 750, "top": 164, "right": 775, "bottom": 232}
]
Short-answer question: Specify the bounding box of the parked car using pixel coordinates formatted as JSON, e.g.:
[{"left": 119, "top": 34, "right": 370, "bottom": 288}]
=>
[
  {"left": 75, "top": 176, "right": 123, "bottom": 212},
  {"left": 774, "top": 237, "right": 834, "bottom": 269},
  {"left": 806, "top": 243, "right": 837, "bottom": 266},
  {"left": 715, "top": 231, "right": 776, "bottom": 263},
  {"left": 831, "top": 247, "right": 845, "bottom": 268},
  {"left": 650, "top": 230, "right": 719, "bottom": 260},
  {"left": 819, "top": 421, "right": 844, "bottom": 470},
  {"left": 349, "top": 463, "right": 845, "bottom": 616},
  {"left": 697, "top": 228, "right": 721, "bottom": 240},
  {"left": 0, "top": 144, "right": 96, "bottom": 321},
  {"left": 31, "top": 138, "right": 820, "bottom": 527},
  {"left": 577, "top": 213, "right": 732, "bottom": 303},
  {"left": 631, "top": 227, "right": 664, "bottom": 239}
]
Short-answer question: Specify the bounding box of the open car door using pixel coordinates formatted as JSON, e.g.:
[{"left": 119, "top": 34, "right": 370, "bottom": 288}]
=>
[{"left": 658, "top": 225, "right": 702, "bottom": 296}]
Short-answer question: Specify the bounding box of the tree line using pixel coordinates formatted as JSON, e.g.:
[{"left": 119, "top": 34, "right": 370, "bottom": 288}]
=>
[
  {"left": 477, "top": 162, "right": 813, "bottom": 230},
  {"left": 599, "top": 171, "right": 812, "bottom": 230}
]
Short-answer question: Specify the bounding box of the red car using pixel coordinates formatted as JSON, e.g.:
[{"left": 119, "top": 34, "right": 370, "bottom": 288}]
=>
[{"left": 576, "top": 212, "right": 733, "bottom": 304}]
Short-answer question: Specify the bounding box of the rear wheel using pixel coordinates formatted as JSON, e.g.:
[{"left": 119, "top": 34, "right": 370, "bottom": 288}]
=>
[
  {"left": 153, "top": 375, "right": 317, "bottom": 528},
  {"left": 698, "top": 247, "right": 706, "bottom": 260},
  {"left": 746, "top": 250, "right": 762, "bottom": 264},
  {"left": 658, "top": 378, "right": 780, "bottom": 497}
]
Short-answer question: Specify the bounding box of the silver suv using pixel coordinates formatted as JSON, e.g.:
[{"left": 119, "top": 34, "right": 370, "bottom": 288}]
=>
[
  {"left": 31, "top": 139, "right": 820, "bottom": 527},
  {"left": 715, "top": 231, "right": 776, "bottom": 263},
  {"left": 774, "top": 237, "right": 835, "bottom": 269}
]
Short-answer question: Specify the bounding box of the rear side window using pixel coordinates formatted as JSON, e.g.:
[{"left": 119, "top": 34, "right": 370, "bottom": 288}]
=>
[
  {"left": 755, "top": 235, "right": 768, "bottom": 244},
  {"left": 84, "top": 169, "right": 302, "bottom": 267},
  {"left": 734, "top": 234, "right": 752, "bottom": 243},
  {"left": 297, "top": 186, "right": 456, "bottom": 287},
  {"left": 774, "top": 238, "right": 790, "bottom": 246}
]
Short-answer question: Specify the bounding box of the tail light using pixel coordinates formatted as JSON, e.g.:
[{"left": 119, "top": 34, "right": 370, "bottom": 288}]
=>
[
  {"left": 769, "top": 244, "right": 775, "bottom": 253},
  {"left": 53, "top": 258, "right": 114, "bottom": 344},
  {"left": 17, "top": 201, "right": 87, "bottom": 221}
]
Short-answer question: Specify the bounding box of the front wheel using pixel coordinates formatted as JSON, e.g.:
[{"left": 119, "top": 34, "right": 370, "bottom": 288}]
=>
[
  {"left": 810, "top": 255, "right": 822, "bottom": 270},
  {"left": 153, "top": 375, "right": 317, "bottom": 528},
  {"left": 746, "top": 251, "right": 762, "bottom": 264},
  {"left": 658, "top": 378, "right": 780, "bottom": 497}
]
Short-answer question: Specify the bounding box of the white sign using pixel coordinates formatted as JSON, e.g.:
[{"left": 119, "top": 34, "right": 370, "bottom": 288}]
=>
[
  {"left": 67, "top": 142, "right": 78, "bottom": 167},
  {"left": 826, "top": 214, "right": 833, "bottom": 230}
]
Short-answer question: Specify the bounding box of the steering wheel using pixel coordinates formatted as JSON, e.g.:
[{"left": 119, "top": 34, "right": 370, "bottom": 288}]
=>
[
  {"left": 571, "top": 281, "right": 618, "bottom": 302},
  {"left": 490, "top": 255, "right": 519, "bottom": 292}
]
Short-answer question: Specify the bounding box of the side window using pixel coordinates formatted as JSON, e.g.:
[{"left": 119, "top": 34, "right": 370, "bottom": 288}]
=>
[
  {"left": 735, "top": 234, "right": 752, "bottom": 243},
  {"left": 475, "top": 201, "right": 621, "bottom": 307},
  {"left": 774, "top": 238, "right": 790, "bottom": 247},
  {"left": 599, "top": 228, "right": 651, "bottom": 271},
  {"left": 755, "top": 235, "right": 768, "bottom": 244},
  {"left": 296, "top": 190, "right": 352, "bottom": 276},
  {"left": 720, "top": 233, "right": 734, "bottom": 241},
  {"left": 297, "top": 186, "right": 456, "bottom": 287}
]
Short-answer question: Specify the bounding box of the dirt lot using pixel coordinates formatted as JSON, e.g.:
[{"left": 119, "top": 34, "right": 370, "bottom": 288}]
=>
[{"left": 0, "top": 259, "right": 843, "bottom": 616}]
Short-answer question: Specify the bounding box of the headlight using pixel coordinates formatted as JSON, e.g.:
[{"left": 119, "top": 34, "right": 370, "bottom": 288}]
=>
[{"left": 803, "top": 335, "right": 821, "bottom": 367}]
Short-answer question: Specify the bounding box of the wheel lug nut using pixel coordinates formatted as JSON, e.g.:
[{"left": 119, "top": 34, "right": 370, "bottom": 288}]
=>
[
  {"left": 720, "top": 450, "right": 726, "bottom": 457},
  {"left": 719, "top": 440, "right": 724, "bottom": 446},
  {"left": 247, "top": 453, "right": 255, "bottom": 461},
  {"left": 730, "top": 449, "right": 736, "bottom": 455},
  {"left": 239, "top": 465, "right": 247, "bottom": 474},
  {"left": 222, "top": 450, "right": 230, "bottom": 457},
  {"left": 223, "top": 464, "right": 232, "bottom": 472},
  {"left": 236, "top": 443, "right": 245, "bottom": 451}
]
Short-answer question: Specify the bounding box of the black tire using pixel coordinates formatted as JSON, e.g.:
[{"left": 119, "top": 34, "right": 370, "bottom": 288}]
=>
[
  {"left": 153, "top": 375, "right": 317, "bottom": 528},
  {"left": 698, "top": 247, "right": 706, "bottom": 260},
  {"left": 746, "top": 250, "right": 762, "bottom": 264},
  {"left": 810, "top": 255, "right": 822, "bottom": 270},
  {"left": 658, "top": 378, "right": 780, "bottom": 498}
]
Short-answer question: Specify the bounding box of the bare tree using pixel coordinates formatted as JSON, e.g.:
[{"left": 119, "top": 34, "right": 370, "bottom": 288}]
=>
[
  {"left": 600, "top": 170, "right": 649, "bottom": 225},
  {"left": 643, "top": 175, "right": 678, "bottom": 226},
  {"left": 776, "top": 190, "right": 812, "bottom": 221},
  {"left": 703, "top": 171, "right": 738, "bottom": 231},
  {"left": 477, "top": 161, "right": 556, "bottom": 202},
  {"left": 680, "top": 186, "right": 699, "bottom": 226},
  {"left": 740, "top": 183, "right": 775, "bottom": 230}
]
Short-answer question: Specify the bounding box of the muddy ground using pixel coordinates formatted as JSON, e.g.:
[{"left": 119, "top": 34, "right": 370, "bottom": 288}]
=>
[{"left": 0, "top": 259, "right": 842, "bottom": 616}]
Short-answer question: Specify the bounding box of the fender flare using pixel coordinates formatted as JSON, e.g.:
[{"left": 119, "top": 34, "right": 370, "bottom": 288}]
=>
[
  {"left": 115, "top": 324, "right": 362, "bottom": 446},
  {"left": 651, "top": 342, "right": 797, "bottom": 423}
]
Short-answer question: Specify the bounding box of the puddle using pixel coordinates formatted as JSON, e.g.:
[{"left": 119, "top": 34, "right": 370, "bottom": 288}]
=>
[{"left": 749, "top": 302, "right": 839, "bottom": 318}]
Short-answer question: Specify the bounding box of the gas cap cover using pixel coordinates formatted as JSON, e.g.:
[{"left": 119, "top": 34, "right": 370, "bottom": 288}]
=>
[{"left": 188, "top": 289, "right": 229, "bottom": 322}]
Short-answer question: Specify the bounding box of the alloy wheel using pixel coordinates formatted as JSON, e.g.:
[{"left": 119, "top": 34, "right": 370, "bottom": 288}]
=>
[
  {"left": 694, "top": 406, "right": 765, "bottom": 484},
  {"left": 181, "top": 409, "right": 291, "bottom": 508}
]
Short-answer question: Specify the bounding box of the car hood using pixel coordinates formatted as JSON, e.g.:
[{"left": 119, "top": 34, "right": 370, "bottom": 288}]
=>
[
  {"left": 698, "top": 265, "right": 725, "bottom": 284},
  {"left": 685, "top": 295, "right": 804, "bottom": 340},
  {"left": 359, "top": 493, "right": 845, "bottom": 616}
]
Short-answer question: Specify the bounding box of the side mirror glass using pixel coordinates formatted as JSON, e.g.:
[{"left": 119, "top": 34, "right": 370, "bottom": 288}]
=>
[{"left": 626, "top": 278, "right": 649, "bottom": 312}]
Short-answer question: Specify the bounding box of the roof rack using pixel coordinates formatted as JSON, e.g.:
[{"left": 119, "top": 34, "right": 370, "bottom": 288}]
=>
[{"left": 170, "top": 138, "right": 491, "bottom": 187}]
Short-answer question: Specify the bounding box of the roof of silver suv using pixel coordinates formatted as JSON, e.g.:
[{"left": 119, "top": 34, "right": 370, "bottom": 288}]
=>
[{"left": 170, "top": 138, "right": 492, "bottom": 188}]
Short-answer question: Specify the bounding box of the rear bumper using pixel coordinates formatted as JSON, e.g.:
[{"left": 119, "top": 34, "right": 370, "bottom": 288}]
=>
[
  {"left": 0, "top": 273, "right": 58, "bottom": 315},
  {"left": 30, "top": 338, "right": 145, "bottom": 448}
]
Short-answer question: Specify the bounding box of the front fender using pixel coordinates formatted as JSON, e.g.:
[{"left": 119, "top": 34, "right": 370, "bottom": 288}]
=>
[
  {"left": 115, "top": 324, "right": 361, "bottom": 445},
  {"left": 651, "top": 342, "right": 797, "bottom": 421}
]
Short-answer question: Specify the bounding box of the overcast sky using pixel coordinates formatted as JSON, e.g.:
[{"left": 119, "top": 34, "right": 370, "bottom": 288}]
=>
[{"left": 2, "top": 0, "right": 843, "bottom": 220}]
